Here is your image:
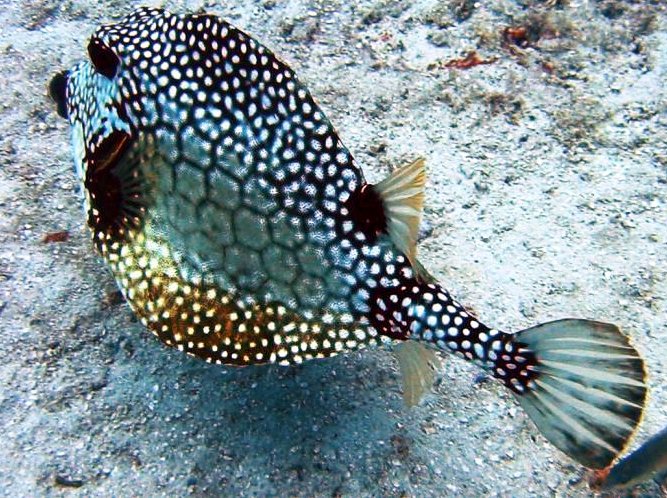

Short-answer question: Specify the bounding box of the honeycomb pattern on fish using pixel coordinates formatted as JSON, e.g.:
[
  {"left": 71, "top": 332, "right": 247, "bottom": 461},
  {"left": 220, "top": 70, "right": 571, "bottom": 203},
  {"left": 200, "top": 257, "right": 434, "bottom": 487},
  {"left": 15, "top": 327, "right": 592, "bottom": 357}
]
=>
[{"left": 64, "top": 7, "right": 429, "bottom": 365}]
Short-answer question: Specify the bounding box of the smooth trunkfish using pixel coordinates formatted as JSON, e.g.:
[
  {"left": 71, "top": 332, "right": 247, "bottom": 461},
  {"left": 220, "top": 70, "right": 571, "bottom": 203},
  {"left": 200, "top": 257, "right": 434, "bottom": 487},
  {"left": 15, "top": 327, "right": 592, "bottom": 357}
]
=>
[{"left": 50, "top": 7, "right": 649, "bottom": 473}]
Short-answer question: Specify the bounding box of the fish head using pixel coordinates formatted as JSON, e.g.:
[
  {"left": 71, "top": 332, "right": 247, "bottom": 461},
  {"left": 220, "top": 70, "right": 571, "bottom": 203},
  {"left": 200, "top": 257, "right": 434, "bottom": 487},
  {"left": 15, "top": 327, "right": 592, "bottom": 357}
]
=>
[
  {"left": 48, "top": 8, "right": 172, "bottom": 242},
  {"left": 48, "top": 13, "right": 141, "bottom": 185}
]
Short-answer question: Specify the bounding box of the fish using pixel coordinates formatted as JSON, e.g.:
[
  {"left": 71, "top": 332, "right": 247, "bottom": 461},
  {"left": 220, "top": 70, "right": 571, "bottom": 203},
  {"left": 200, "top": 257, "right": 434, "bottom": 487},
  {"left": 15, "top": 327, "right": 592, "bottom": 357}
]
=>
[
  {"left": 594, "top": 424, "right": 667, "bottom": 491},
  {"left": 49, "top": 7, "right": 649, "bottom": 471}
]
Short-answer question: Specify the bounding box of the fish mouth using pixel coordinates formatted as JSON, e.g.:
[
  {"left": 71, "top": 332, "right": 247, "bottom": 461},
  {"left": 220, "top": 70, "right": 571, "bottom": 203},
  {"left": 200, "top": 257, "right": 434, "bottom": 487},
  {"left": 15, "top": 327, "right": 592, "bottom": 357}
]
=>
[{"left": 48, "top": 70, "right": 69, "bottom": 119}]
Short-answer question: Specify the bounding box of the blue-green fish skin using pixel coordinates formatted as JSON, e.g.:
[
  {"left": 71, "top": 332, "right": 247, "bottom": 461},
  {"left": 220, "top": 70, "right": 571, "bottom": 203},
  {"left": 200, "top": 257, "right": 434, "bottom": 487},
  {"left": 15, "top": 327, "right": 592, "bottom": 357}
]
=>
[
  {"left": 50, "top": 7, "right": 649, "bottom": 472},
  {"left": 601, "top": 425, "right": 667, "bottom": 490}
]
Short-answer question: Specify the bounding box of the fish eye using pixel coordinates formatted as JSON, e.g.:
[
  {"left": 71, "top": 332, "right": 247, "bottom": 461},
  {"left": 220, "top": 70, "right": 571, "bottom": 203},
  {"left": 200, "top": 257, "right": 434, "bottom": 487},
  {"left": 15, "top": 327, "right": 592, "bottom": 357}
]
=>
[
  {"left": 87, "top": 36, "right": 119, "bottom": 79},
  {"left": 48, "top": 70, "right": 69, "bottom": 119}
]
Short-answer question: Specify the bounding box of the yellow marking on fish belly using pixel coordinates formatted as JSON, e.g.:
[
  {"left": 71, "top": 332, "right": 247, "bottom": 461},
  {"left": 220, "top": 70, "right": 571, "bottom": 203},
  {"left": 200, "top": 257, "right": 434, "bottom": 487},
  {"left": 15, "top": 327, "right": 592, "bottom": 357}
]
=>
[{"left": 98, "top": 222, "right": 378, "bottom": 366}]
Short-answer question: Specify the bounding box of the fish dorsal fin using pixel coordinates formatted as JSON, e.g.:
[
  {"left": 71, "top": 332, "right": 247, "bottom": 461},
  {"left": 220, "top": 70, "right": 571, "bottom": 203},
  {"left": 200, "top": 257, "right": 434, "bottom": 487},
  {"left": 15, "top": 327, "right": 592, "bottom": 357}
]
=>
[
  {"left": 375, "top": 158, "right": 426, "bottom": 268},
  {"left": 394, "top": 341, "right": 441, "bottom": 407}
]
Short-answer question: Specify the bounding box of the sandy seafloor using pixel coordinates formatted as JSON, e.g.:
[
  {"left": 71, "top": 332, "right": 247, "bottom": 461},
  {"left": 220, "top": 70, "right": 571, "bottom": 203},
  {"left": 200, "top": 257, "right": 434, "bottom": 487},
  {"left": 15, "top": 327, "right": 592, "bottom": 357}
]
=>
[{"left": 0, "top": 0, "right": 666, "bottom": 496}]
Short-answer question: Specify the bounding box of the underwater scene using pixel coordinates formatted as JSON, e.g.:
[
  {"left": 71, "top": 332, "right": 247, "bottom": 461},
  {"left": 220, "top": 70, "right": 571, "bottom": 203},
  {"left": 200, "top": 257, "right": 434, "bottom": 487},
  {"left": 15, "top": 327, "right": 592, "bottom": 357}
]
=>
[{"left": 1, "top": 0, "right": 666, "bottom": 496}]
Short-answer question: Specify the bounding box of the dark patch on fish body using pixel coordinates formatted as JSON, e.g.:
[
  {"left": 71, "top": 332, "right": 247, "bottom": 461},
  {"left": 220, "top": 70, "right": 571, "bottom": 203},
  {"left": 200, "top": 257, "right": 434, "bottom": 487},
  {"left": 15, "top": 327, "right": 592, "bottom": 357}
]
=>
[
  {"left": 344, "top": 184, "right": 387, "bottom": 243},
  {"left": 87, "top": 36, "right": 120, "bottom": 79}
]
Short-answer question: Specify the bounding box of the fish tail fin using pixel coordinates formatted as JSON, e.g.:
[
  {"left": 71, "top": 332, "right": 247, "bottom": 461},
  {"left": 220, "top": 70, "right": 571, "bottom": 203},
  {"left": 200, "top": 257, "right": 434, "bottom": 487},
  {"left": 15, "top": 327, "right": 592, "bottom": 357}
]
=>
[{"left": 496, "top": 319, "right": 648, "bottom": 469}]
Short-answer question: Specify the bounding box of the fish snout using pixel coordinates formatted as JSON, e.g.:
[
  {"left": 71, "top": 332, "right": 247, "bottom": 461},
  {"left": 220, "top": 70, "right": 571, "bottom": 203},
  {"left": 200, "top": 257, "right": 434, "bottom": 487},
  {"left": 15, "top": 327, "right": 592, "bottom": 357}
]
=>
[{"left": 48, "top": 70, "right": 69, "bottom": 119}]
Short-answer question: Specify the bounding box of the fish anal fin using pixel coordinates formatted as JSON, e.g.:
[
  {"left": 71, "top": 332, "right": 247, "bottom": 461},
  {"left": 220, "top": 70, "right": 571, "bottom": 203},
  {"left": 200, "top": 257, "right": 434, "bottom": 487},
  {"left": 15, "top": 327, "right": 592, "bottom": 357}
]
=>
[
  {"left": 375, "top": 158, "right": 426, "bottom": 268},
  {"left": 395, "top": 341, "right": 441, "bottom": 407}
]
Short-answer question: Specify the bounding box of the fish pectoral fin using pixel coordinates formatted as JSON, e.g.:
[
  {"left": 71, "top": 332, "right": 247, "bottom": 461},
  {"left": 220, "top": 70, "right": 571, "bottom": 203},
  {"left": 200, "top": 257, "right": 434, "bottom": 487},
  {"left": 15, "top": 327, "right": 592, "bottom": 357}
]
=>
[
  {"left": 375, "top": 157, "right": 426, "bottom": 268},
  {"left": 394, "top": 341, "right": 441, "bottom": 407},
  {"left": 83, "top": 130, "right": 153, "bottom": 242}
]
